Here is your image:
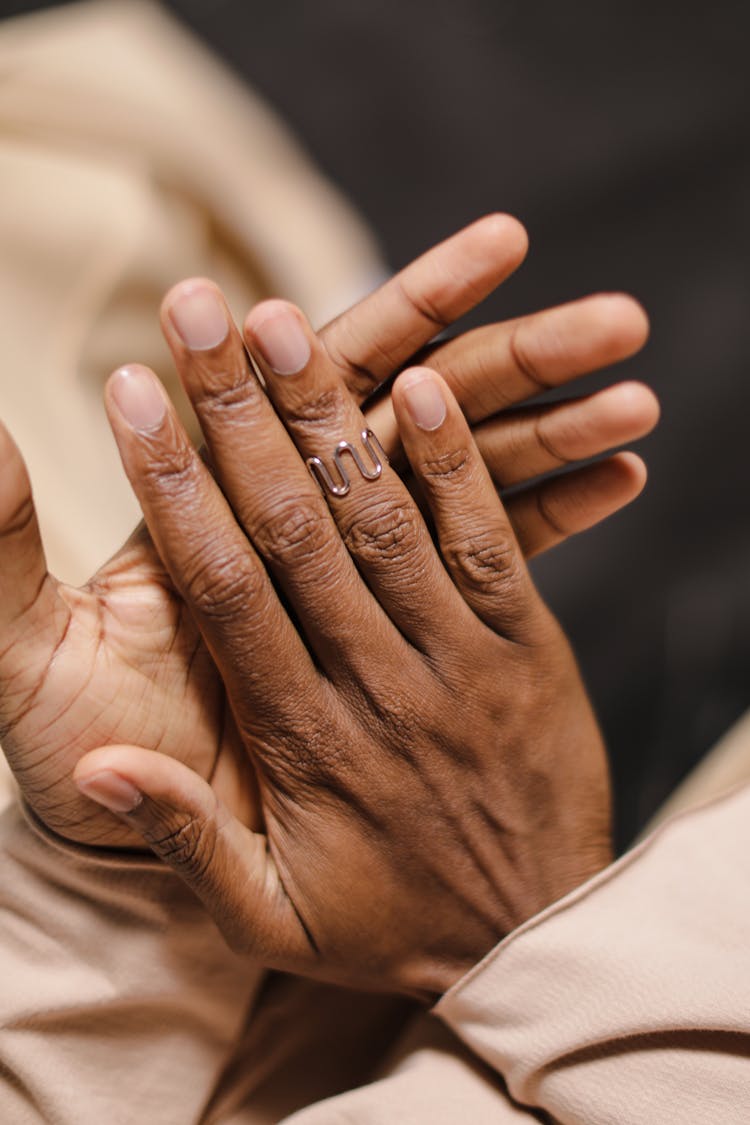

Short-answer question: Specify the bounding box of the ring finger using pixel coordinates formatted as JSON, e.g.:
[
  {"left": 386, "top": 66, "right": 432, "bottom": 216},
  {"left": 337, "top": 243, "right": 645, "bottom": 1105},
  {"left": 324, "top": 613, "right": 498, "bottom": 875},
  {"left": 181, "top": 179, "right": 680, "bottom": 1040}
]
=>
[{"left": 474, "top": 381, "right": 658, "bottom": 488}]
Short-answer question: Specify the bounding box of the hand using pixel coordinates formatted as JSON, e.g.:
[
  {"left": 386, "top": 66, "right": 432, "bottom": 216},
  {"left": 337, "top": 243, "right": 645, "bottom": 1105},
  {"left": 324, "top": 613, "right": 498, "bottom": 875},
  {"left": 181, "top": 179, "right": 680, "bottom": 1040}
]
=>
[
  {"left": 74, "top": 297, "right": 612, "bottom": 999},
  {"left": 305, "top": 214, "right": 657, "bottom": 553},
  {"left": 0, "top": 215, "right": 652, "bottom": 848}
]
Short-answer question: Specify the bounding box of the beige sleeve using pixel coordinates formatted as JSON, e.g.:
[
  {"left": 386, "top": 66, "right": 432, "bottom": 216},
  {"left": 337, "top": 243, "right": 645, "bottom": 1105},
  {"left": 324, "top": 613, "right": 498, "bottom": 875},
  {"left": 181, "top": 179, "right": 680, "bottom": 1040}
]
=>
[
  {"left": 436, "top": 783, "right": 750, "bottom": 1124},
  {"left": 0, "top": 800, "right": 261, "bottom": 1125},
  {"left": 278, "top": 1014, "right": 536, "bottom": 1125}
]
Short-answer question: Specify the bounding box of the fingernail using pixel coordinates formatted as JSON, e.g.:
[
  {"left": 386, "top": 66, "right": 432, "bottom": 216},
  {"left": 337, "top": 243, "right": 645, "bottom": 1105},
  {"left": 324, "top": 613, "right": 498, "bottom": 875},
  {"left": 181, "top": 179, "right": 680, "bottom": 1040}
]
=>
[
  {"left": 168, "top": 284, "right": 229, "bottom": 351},
  {"left": 75, "top": 771, "right": 143, "bottom": 814},
  {"left": 402, "top": 373, "right": 447, "bottom": 431},
  {"left": 110, "top": 366, "right": 167, "bottom": 432},
  {"left": 252, "top": 303, "right": 311, "bottom": 375}
]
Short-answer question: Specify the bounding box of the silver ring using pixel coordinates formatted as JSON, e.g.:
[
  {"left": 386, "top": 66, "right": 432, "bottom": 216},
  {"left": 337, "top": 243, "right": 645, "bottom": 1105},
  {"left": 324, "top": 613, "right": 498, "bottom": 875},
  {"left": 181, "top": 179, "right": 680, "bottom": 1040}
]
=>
[{"left": 306, "top": 429, "right": 388, "bottom": 498}]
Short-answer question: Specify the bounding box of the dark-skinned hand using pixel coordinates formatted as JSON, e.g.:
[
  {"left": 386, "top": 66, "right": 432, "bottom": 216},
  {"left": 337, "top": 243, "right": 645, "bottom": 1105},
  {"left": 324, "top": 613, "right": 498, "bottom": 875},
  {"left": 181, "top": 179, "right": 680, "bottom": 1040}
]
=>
[
  {"left": 0, "top": 216, "right": 654, "bottom": 850},
  {"left": 73, "top": 291, "right": 614, "bottom": 1001}
]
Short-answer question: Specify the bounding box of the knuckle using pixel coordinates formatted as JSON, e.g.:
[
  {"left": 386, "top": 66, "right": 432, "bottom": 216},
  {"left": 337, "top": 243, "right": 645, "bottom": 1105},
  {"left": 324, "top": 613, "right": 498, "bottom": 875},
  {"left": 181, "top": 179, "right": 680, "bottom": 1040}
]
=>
[
  {"left": 342, "top": 497, "right": 421, "bottom": 565},
  {"left": 536, "top": 487, "right": 568, "bottom": 538},
  {"left": 489, "top": 414, "right": 532, "bottom": 464},
  {"left": 259, "top": 718, "right": 353, "bottom": 786},
  {"left": 290, "top": 729, "right": 351, "bottom": 778},
  {"left": 396, "top": 276, "right": 451, "bottom": 333},
  {"left": 138, "top": 427, "right": 198, "bottom": 496},
  {"left": 282, "top": 386, "right": 343, "bottom": 436},
  {"left": 445, "top": 532, "right": 523, "bottom": 598},
  {"left": 183, "top": 546, "right": 260, "bottom": 623},
  {"left": 362, "top": 691, "right": 421, "bottom": 749},
  {"left": 533, "top": 416, "right": 569, "bottom": 466},
  {"left": 322, "top": 335, "right": 383, "bottom": 399},
  {"left": 509, "top": 322, "right": 550, "bottom": 393},
  {"left": 147, "top": 813, "right": 216, "bottom": 881},
  {"left": 420, "top": 446, "right": 473, "bottom": 488},
  {"left": 195, "top": 372, "right": 265, "bottom": 425},
  {"left": 253, "top": 501, "right": 333, "bottom": 569}
]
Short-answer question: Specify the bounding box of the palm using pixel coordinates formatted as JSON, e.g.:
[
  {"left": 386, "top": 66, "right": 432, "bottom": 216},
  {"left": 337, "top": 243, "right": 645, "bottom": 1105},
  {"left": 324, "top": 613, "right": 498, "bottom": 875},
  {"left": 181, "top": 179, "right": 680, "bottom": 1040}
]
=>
[{"left": 0, "top": 524, "right": 255, "bottom": 847}]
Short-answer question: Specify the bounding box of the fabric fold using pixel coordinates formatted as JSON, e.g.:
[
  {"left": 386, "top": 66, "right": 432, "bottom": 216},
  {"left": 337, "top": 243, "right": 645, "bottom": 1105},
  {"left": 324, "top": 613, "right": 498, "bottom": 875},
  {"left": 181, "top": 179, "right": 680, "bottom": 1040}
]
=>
[{"left": 437, "top": 783, "right": 750, "bottom": 1124}]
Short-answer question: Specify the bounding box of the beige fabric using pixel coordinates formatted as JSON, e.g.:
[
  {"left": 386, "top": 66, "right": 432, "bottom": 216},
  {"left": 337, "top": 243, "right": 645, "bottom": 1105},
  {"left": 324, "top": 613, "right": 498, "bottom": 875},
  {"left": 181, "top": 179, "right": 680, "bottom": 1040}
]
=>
[
  {"left": 282, "top": 1017, "right": 528, "bottom": 1124},
  {"left": 0, "top": 802, "right": 261, "bottom": 1125},
  {"left": 3, "top": 778, "right": 750, "bottom": 1123},
  {"left": 437, "top": 782, "right": 750, "bottom": 1123},
  {"left": 0, "top": 0, "right": 383, "bottom": 800},
  {"left": 2, "top": 4, "right": 750, "bottom": 1123},
  {"left": 0, "top": 0, "right": 384, "bottom": 588}
]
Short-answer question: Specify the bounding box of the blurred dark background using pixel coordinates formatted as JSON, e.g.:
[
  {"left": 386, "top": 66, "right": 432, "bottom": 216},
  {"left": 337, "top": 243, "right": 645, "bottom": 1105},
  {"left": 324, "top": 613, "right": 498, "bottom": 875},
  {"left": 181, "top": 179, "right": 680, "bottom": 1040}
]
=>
[{"left": 3, "top": 0, "right": 750, "bottom": 847}]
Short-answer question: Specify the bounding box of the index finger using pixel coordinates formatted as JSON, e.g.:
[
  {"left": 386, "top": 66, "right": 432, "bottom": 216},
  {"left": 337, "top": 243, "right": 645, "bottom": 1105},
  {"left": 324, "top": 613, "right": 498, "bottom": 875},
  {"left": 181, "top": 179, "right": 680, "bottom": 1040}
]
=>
[{"left": 320, "top": 214, "right": 529, "bottom": 400}]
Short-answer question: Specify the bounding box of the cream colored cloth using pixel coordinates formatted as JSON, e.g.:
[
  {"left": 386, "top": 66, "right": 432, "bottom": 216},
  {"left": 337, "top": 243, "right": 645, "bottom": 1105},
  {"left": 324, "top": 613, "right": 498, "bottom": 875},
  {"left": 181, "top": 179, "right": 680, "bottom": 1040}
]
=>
[
  {"left": 0, "top": 804, "right": 262, "bottom": 1125},
  {"left": 437, "top": 782, "right": 750, "bottom": 1123},
  {"left": 0, "top": 0, "right": 384, "bottom": 587},
  {"left": 2, "top": 777, "right": 750, "bottom": 1123},
  {"left": 3, "top": 4, "right": 750, "bottom": 1122},
  {"left": 0, "top": 0, "right": 384, "bottom": 799}
]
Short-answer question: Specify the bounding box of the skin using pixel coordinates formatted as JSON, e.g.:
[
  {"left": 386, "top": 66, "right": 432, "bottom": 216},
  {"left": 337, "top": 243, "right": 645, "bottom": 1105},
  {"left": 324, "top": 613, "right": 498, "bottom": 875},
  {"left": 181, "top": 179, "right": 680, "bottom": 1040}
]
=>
[
  {"left": 0, "top": 216, "right": 657, "bottom": 851},
  {"left": 72, "top": 296, "right": 614, "bottom": 1000}
]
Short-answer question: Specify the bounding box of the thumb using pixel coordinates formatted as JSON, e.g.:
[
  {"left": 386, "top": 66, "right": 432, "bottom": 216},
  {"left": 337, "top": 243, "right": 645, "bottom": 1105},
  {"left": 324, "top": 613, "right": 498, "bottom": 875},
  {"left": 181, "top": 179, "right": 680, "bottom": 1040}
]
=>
[
  {"left": 73, "top": 746, "right": 306, "bottom": 963},
  {"left": 0, "top": 420, "right": 50, "bottom": 632}
]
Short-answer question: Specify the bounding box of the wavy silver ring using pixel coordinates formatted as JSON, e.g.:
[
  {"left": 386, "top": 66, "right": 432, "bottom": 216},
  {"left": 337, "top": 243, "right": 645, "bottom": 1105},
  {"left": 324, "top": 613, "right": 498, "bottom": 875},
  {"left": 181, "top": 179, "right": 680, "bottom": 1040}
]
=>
[{"left": 306, "top": 429, "right": 388, "bottom": 498}]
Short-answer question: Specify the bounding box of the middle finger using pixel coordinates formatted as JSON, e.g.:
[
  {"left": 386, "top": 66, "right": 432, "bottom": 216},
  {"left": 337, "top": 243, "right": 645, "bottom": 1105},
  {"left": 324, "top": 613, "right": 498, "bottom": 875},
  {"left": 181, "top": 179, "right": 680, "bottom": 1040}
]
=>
[{"left": 243, "top": 298, "right": 473, "bottom": 654}]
